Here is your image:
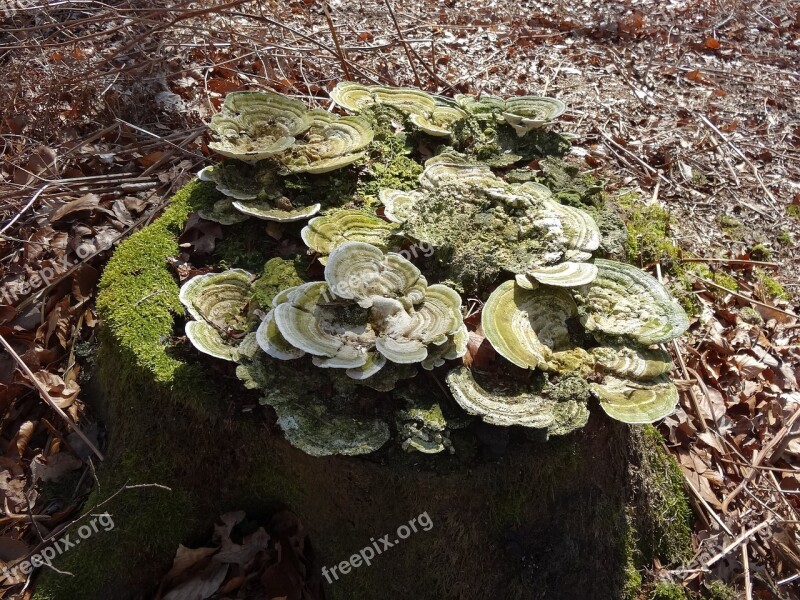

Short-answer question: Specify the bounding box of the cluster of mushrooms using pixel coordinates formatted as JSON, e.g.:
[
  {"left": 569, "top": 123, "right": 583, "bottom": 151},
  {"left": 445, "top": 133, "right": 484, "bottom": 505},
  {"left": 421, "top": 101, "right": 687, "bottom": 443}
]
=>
[{"left": 178, "top": 83, "right": 689, "bottom": 456}]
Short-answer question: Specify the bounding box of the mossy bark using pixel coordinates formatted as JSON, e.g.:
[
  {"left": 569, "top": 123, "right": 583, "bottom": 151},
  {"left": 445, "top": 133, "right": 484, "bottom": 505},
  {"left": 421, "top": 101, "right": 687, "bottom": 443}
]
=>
[{"left": 32, "top": 181, "right": 692, "bottom": 600}]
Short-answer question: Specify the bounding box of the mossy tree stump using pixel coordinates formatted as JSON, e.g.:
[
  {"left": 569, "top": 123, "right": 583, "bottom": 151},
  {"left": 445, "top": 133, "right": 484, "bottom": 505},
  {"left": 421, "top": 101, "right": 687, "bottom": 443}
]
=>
[{"left": 32, "top": 181, "right": 693, "bottom": 600}]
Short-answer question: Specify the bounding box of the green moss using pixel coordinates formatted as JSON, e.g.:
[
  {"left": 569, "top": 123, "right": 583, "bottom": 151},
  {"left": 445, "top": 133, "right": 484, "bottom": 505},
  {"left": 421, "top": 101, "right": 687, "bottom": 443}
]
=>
[
  {"left": 622, "top": 516, "right": 643, "bottom": 600},
  {"left": 787, "top": 204, "right": 800, "bottom": 220},
  {"left": 250, "top": 257, "right": 307, "bottom": 310},
  {"left": 615, "top": 191, "right": 678, "bottom": 267},
  {"left": 34, "top": 179, "right": 310, "bottom": 598},
  {"left": 650, "top": 581, "right": 688, "bottom": 600},
  {"left": 214, "top": 219, "right": 274, "bottom": 272},
  {"left": 629, "top": 426, "right": 693, "bottom": 566},
  {"left": 284, "top": 169, "right": 360, "bottom": 210},
  {"left": 715, "top": 214, "right": 743, "bottom": 238},
  {"left": 684, "top": 264, "right": 739, "bottom": 294},
  {"left": 94, "top": 178, "right": 218, "bottom": 388},
  {"left": 703, "top": 580, "right": 737, "bottom": 600},
  {"left": 749, "top": 244, "right": 771, "bottom": 261},
  {"left": 778, "top": 230, "right": 792, "bottom": 245},
  {"left": 357, "top": 137, "right": 422, "bottom": 204},
  {"left": 754, "top": 268, "right": 790, "bottom": 300},
  {"left": 539, "top": 157, "right": 603, "bottom": 208}
]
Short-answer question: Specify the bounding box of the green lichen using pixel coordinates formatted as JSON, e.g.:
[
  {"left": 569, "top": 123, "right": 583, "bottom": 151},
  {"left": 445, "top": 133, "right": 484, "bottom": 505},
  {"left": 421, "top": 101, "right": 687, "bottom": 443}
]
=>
[
  {"left": 778, "top": 230, "right": 792, "bottom": 245},
  {"left": 539, "top": 157, "right": 604, "bottom": 208},
  {"left": 787, "top": 204, "right": 800, "bottom": 220},
  {"left": 450, "top": 111, "right": 570, "bottom": 165}
]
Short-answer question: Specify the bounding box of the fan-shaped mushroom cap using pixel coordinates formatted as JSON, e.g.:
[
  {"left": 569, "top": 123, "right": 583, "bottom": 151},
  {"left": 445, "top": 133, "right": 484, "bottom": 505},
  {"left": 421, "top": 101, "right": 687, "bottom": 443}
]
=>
[
  {"left": 446, "top": 366, "right": 589, "bottom": 435},
  {"left": 378, "top": 189, "right": 424, "bottom": 223},
  {"left": 198, "top": 162, "right": 320, "bottom": 222},
  {"left": 323, "top": 241, "right": 426, "bottom": 305},
  {"left": 232, "top": 199, "right": 321, "bottom": 223},
  {"left": 300, "top": 210, "right": 398, "bottom": 261},
  {"left": 592, "top": 375, "right": 679, "bottom": 424},
  {"left": 590, "top": 345, "right": 674, "bottom": 381},
  {"left": 419, "top": 153, "right": 499, "bottom": 190},
  {"left": 408, "top": 105, "right": 467, "bottom": 137},
  {"left": 267, "top": 243, "right": 465, "bottom": 376},
  {"left": 573, "top": 259, "right": 690, "bottom": 345},
  {"left": 330, "top": 82, "right": 437, "bottom": 115},
  {"left": 543, "top": 199, "right": 602, "bottom": 256},
  {"left": 179, "top": 269, "right": 252, "bottom": 361},
  {"left": 255, "top": 308, "right": 305, "bottom": 360},
  {"left": 502, "top": 96, "right": 567, "bottom": 136},
  {"left": 454, "top": 93, "right": 506, "bottom": 115},
  {"left": 521, "top": 262, "right": 599, "bottom": 288},
  {"left": 281, "top": 110, "right": 373, "bottom": 174},
  {"left": 482, "top": 280, "right": 578, "bottom": 370},
  {"left": 208, "top": 92, "right": 310, "bottom": 161}
]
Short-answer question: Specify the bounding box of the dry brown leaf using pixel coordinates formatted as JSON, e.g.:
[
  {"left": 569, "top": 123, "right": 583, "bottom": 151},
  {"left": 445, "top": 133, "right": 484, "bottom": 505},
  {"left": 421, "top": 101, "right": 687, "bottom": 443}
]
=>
[
  {"left": 31, "top": 370, "right": 79, "bottom": 409},
  {"left": 50, "top": 194, "right": 101, "bottom": 223}
]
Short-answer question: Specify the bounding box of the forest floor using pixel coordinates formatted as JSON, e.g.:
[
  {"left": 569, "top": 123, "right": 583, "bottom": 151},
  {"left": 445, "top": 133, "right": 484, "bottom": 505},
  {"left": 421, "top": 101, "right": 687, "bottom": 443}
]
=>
[{"left": 1, "top": 0, "right": 799, "bottom": 598}]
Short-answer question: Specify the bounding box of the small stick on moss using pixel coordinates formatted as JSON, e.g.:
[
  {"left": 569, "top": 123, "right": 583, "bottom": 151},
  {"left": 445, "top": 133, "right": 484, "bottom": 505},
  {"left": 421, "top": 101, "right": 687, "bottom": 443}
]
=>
[
  {"left": 322, "top": 2, "right": 352, "bottom": 81},
  {"left": 680, "top": 257, "right": 780, "bottom": 269},
  {"left": 693, "top": 275, "right": 798, "bottom": 320},
  {"left": 0, "top": 333, "right": 104, "bottom": 461}
]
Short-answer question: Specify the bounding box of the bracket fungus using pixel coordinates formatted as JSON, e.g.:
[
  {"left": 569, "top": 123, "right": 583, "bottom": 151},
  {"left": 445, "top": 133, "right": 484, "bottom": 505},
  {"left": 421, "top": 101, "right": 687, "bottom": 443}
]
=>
[
  {"left": 280, "top": 110, "right": 373, "bottom": 174},
  {"left": 392, "top": 153, "right": 601, "bottom": 292},
  {"left": 173, "top": 83, "right": 690, "bottom": 455},
  {"left": 502, "top": 96, "right": 567, "bottom": 136},
  {"left": 300, "top": 210, "right": 398, "bottom": 262},
  {"left": 257, "top": 242, "right": 466, "bottom": 379},
  {"left": 573, "top": 259, "right": 690, "bottom": 345},
  {"left": 179, "top": 269, "right": 253, "bottom": 361},
  {"left": 208, "top": 92, "right": 310, "bottom": 161},
  {"left": 482, "top": 280, "right": 578, "bottom": 371},
  {"left": 446, "top": 366, "right": 590, "bottom": 436},
  {"left": 591, "top": 375, "right": 680, "bottom": 424},
  {"left": 330, "top": 81, "right": 466, "bottom": 137},
  {"left": 479, "top": 272, "right": 686, "bottom": 425}
]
